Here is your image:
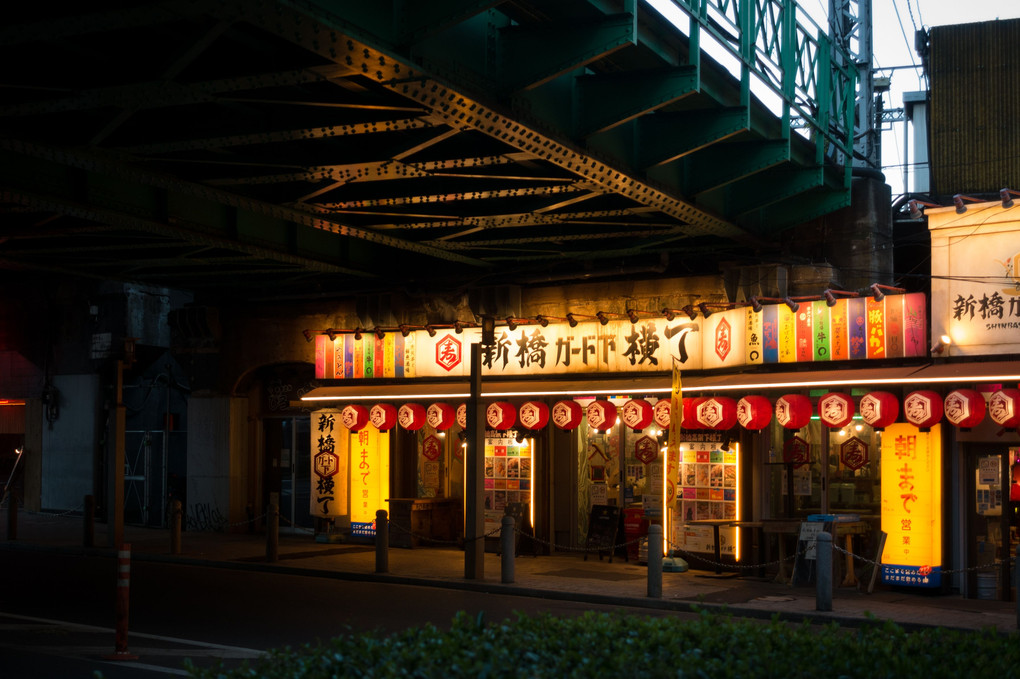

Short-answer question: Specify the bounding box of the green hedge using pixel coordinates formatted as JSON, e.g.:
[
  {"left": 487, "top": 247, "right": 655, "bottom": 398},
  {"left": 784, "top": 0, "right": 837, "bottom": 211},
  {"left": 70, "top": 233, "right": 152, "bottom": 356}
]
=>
[{"left": 186, "top": 610, "right": 1020, "bottom": 679}]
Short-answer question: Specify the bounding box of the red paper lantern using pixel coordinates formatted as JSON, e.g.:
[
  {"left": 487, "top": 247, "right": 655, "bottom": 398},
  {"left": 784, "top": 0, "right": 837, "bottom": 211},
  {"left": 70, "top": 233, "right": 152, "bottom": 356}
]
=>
[
  {"left": 697, "top": 396, "right": 738, "bottom": 430},
  {"left": 426, "top": 402, "right": 456, "bottom": 431},
  {"left": 736, "top": 395, "right": 772, "bottom": 430},
  {"left": 621, "top": 399, "right": 653, "bottom": 431},
  {"left": 456, "top": 403, "right": 467, "bottom": 429},
  {"left": 859, "top": 391, "right": 899, "bottom": 429},
  {"left": 397, "top": 403, "right": 426, "bottom": 431},
  {"left": 903, "top": 390, "right": 944, "bottom": 430},
  {"left": 988, "top": 388, "right": 1020, "bottom": 428},
  {"left": 369, "top": 403, "right": 398, "bottom": 431},
  {"left": 586, "top": 400, "right": 618, "bottom": 431},
  {"left": 339, "top": 404, "right": 370, "bottom": 432},
  {"left": 653, "top": 400, "right": 671, "bottom": 429},
  {"left": 818, "top": 392, "right": 855, "bottom": 428},
  {"left": 775, "top": 394, "right": 811, "bottom": 430},
  {"left": 552, "top": 400, "right": 583, "bottom": 430},
  {"left": 682, "top": 396, "right": 706, "bottom": 429},
  {"left": 486, "top": 401, "right": 516, "bottom": 430},
  {"left": 944, "top": 389, "right": 986, "bottom": 429},
  {"left": 518, "top": 401, "right": 550, "bottom": 430}
]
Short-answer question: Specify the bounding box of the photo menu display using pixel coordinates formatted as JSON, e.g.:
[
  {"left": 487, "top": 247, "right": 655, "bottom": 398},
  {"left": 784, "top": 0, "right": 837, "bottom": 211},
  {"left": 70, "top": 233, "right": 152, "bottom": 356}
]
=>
[
  {"left": 483, "top": 431, "right": 532, "bottom": 534},
  {"left": 679, "top": 441, "right": 737, "bottom": 522}
]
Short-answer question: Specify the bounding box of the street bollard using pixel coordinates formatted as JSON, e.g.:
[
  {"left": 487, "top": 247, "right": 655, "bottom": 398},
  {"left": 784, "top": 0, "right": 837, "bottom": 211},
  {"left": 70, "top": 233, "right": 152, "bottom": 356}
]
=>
[
  {"left": 816, "top": 531, "right": 833, "bottom": 612},
  {"left": 170, "top": 499, "right": 182, "bottom": 555},
  {"left": 104, "top": 543, "right": 138, "bottom": 660},
  {"left": 6, "top": 488, "right": 17, "bottom": 541},
  {"left": 83, "top": 494, "right": 95, "bottom": 548},
  {"left": 501, "top": 515, "right": 515, "bottom": 584},
  {"left": 647, "top": 524, "right": 663, "bottom": 598},
  {"left": 266, "top": 502, "right": 279, "bottom": 563},
  {"left": 375, "top": 509, "right": 389, "bottom": 573}
]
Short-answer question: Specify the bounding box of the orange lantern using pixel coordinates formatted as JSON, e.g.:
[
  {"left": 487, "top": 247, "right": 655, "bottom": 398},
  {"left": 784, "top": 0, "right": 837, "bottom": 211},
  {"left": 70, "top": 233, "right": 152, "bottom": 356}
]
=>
[
  {"left": 653, "top": 400, "right": 671, "bottom": 429},
  {"left": 552, "top": 400, "right": 583, "bottom": 430},
  {"left": 621, "top": 399, "right": 653, "bottom": 431},
  {"left": 944, "top": 389, "right": 986, "bottom": 429},
  {"left": 859, "top": 391, "right": 899, "bottom": 430},
  {"left": 775, "top": 394, "right": 812, "bottom": 430},
  {"left": 426, "top": 402, "right": 456, "bottom": 431},
  {"left": 340, "top": 404, "right": 370, "bottom": 432},
  {"left": 518, "top": 401, "right": 550, "bottom": 430},
  {"left": 586, "top": 400, "right": 617, "bottom": 431},
  {"left": 456, "top": 403, "right": 467, "bottom": 429},
  {"left": 988, "top": 388, "right": 1020, "bottom": 428},
  {"left": 486, "top": 401, "right": 517, "bottom": 430},
  {"left": 397, "top": 403, "right": 426, "bottom": 431},
  {"left": 818, "top": 392, "right": 855, "bottom": 428},
  {"left": 369, "top": 403, "right": 398, "bottom": 431},
  {"left": 697, "top": 396, "right": 738, "bottom": 430},
  {"left": 736, "top": 395, "right": 772, "bottom": 430},
  {"left": 903, "top": 390, "right": 944, "bottom": 430}
]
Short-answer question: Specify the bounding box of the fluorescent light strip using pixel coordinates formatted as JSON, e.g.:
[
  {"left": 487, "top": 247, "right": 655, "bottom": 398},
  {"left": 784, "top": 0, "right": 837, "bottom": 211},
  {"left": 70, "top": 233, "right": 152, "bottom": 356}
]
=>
[{"left": 300, "top": 372, "right": 1020, "bottom": 402}]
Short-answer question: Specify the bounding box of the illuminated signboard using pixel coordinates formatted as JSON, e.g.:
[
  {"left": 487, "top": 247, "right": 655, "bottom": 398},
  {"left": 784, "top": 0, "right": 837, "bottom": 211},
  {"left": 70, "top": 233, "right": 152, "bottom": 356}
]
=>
[
  {"left": 309, "top": 409, "right": 389, "bottom": 535},
  {"left": 880, "top": 423, "right": 942, "bottom": 588},
  {"left": 315, "top": 294, "right": 927, "bottom": 379}
]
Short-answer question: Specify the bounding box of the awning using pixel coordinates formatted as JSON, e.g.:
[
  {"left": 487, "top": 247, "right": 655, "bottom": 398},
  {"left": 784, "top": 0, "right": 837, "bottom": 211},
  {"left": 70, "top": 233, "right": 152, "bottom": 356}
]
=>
[{"left": 295, "top": 360, "right": 1019, "bottom": 405}]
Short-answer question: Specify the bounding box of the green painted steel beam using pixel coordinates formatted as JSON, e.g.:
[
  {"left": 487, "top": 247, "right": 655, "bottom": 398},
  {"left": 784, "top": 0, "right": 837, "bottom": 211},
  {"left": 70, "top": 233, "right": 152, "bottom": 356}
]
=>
[
  {"left": 742, "top": 189, "right": 853, "bottom": 233},
  {"left": 497, "top": 12, "right": 635, "bottom": 92},
  {"left": 713, "top": 167, "right": 824, "bottom": 217},
  {"left": 575, "top": 66, "right": 698, "bottom": 137},
  {"left": 684, "top": 139, "right": 790, "bottom": 195},
  {"left": 637, "top": 107, "right": 749, "bottom": 167}
]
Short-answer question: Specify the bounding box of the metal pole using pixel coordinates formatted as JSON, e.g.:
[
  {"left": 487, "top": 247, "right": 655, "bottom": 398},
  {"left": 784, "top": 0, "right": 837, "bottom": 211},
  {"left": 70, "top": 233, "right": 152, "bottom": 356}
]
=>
[
  {"left": 105, "top": 543, "right": 138, "bottom": 660},
  {"left": 108, "top": 360, "right": 127, "bottom": 548},
  {"left": 170, "top": 499, "right": 182, "bottom": 555},
  {"left": 647, "top": 524, "right": 663, "bottom": 598},
  {"left": 375, "top": 509, "right": 389, "bottom": 573},
  {"left": 501, "top": 515, "right": 515, "bottom": 583},
  {"left": 816, "top": 531, "right": 833, "bottom": 611},
  {"left": 266, "top": 502, "right": 279, "bottom": 562},
  {"left": 464, "top": 343, "right": 484, "bottom": 580},
  {"left": 83, "top": 494, "right": 95, "bottom": 548}
]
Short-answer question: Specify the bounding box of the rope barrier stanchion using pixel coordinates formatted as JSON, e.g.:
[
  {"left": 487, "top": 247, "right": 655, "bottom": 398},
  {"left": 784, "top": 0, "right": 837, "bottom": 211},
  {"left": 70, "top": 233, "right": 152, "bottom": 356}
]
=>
[
  {"left": 375, "top": 510, "right": 389, "bottom": 574},
  {"left": 104, "top": 543, "right": 138, "bottom": 661},
  {"left": 816, "top": 533, "right": 833, "bottom": 611},
  {"left": 501, "top": 516, "right": 515, "bottom": 584},
  {"left": 83, "top": 494, "right": 95, "bottom": 548},
  {"left": 266, "top": 502, "right": 279, "bottom": 563},
  {"left": 647, "top": 524, "right": 663, "bottom": 598}
]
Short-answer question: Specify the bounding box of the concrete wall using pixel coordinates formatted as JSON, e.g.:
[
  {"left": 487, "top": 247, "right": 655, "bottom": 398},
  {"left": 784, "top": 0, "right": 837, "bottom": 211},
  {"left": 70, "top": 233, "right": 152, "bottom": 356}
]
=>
[
  {"left": 186, "top": 395, "right": 249, "bottom": 531},
  {"left": 40, "top": 374, "right": 99, "bottom": 510}
]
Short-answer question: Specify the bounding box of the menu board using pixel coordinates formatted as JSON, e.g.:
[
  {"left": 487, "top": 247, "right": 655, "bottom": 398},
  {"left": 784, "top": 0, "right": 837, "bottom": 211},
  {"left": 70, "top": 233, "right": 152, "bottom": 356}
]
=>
[
  {"left": 483, "top": 431, "right": 533, "bottom": 535},
  {"left": 674, "top": 437, "right": 738, "bottom": 556}
]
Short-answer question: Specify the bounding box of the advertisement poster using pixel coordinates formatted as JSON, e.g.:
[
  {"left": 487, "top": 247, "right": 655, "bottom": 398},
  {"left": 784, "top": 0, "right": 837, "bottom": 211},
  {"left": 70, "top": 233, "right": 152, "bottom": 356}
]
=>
[{"left": 483, "top": 431, "right": 532, "bottom": 536}]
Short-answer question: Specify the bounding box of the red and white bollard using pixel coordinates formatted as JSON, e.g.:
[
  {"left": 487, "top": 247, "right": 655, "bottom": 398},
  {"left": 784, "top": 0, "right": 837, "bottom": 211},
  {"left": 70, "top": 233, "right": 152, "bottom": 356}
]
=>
[{"left": 105, "top": 543, "right": 138, "bottom": 660}]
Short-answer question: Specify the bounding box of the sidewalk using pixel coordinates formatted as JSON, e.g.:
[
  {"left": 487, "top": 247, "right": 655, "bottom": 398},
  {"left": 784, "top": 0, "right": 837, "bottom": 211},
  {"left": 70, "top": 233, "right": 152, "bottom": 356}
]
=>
[{"left": 3, "top": 509, "right": 1018, "bottom": 634}]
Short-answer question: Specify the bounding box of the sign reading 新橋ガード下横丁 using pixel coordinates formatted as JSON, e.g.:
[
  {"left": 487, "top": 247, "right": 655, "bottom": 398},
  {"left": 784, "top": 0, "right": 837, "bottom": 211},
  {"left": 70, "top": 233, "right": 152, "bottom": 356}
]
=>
[{"left": 314, "top": 294, "right": 927, "bottom": 379}]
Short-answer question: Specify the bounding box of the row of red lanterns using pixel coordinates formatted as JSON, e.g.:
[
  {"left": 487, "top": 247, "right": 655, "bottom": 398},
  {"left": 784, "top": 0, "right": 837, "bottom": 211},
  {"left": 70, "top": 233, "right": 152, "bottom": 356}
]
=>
[{"left": 335, "top": 387, "right": 1020, "bottom": 434}]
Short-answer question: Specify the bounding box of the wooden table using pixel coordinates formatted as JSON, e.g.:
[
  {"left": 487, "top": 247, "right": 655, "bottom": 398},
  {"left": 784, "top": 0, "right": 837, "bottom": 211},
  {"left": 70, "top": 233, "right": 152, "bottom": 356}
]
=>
[{"left": 761, "top": 519, "right": 870, "bottom": 585}]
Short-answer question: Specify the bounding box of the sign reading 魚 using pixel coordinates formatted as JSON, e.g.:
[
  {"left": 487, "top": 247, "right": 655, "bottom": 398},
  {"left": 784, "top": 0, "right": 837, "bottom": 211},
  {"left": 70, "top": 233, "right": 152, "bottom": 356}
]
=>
[
  {"left": 315, "top": 294, "right": 926, "bottom": 379},
  {"left": 880, "top": 423, "right": 942, "bottom": 588}
]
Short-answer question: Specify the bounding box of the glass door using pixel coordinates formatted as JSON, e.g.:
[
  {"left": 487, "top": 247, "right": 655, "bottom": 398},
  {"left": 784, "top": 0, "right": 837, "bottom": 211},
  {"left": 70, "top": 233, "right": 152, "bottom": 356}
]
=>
[{"left": 968, "top": 445, "right": 1015, "bottom": 600}]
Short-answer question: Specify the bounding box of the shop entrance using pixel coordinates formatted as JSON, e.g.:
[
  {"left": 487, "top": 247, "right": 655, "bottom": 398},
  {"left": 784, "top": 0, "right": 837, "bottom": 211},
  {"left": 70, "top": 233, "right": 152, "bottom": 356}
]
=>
[
  {"left": 966, "top": 444, "right": 1017, "bottom": 600},
  {"left": 264, "top": 417, "right": 312, "bottom": 531}
]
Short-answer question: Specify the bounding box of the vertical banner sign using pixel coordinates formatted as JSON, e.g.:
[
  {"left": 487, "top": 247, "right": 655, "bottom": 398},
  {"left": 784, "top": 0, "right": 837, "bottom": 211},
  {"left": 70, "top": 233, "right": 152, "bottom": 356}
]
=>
[
  {"left": 885, "top": 293, "right": 904, "bottom": 358},
  {"left": 866, "top": 296, "right": 886, "bottom": 359},
  {"left": 795, "top": 305, "right": 813, "bottom": 362},
  {"left": 761, "top": 304, "right": 779, "bottom": 363},
  {"left": 311, "top": 410, "right": 346, "bottom": 518},
  {"left": 745, "top": 307, "right": 763, "bottom": 364},
  {"left": 903, "top": 293, "right": 927, "bottom": 357},
  {"left": 669, "top": 358, "right": 683, "bottom": 539},
  {"left": 811, "top": 299, "right": 831, "bottom": 361},
  {"left": 848, "top": 297, "right": 867, "bottom": 359},
  {"left": 778, "top": 304, "right": 796, "bottom": 362},
  {"left": 349, "top": 426, "right": 390, "bottom": 536},
  {"left": 880, "top": 423, "right": 942, "bottom": 588},
  {"left": 829, "top": 298, "right": 849, "bottom": 360}
]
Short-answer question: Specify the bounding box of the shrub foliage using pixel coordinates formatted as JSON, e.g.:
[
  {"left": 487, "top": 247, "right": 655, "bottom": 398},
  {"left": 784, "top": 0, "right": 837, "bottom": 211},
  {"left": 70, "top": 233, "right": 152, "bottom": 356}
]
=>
[{"left": 186, "top": 610, "right": 1020, "bottom": 679}]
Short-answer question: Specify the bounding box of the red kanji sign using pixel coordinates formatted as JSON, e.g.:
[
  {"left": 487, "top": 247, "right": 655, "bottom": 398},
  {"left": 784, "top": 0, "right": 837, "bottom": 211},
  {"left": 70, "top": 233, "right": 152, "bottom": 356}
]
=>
[
  {"left": 715, "top": 318, "right": 731, "bottom": 361},
  {"left": 422, "top": 434, "right": 442, "bottom": 461},
  {"left": 634, "top": 435, "right": 658, "bottom": 464},
  {"left": 435, "top": 334, "right": 462, "bottom": 371},
  {"left": 782, "top": 435, "right": 810, "bottom": 468},
  {"left": 840, "top": 436, "right": 870, "bottom": 471}
]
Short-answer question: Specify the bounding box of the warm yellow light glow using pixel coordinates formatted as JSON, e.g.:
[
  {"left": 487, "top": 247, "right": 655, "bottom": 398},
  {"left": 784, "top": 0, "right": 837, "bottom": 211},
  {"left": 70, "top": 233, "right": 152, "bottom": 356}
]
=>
[
  {"left": 881, "top": 424, "right": 942, "bottom": 578},
  {"left": 734, "top": 442, "right": 741, "bottom": 562},
  {"left": 529, "top": 437, "right": 535, "bottom": 528},
  {"left": 663, "top": 444, "right": 669, "bottom": 555}
]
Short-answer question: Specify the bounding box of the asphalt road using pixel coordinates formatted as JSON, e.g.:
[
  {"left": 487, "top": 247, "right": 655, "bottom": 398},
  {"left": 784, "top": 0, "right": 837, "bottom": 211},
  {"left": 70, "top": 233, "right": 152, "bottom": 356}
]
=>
[{"left": 0, "top": 549, "right": 684, "bottom": 678}]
